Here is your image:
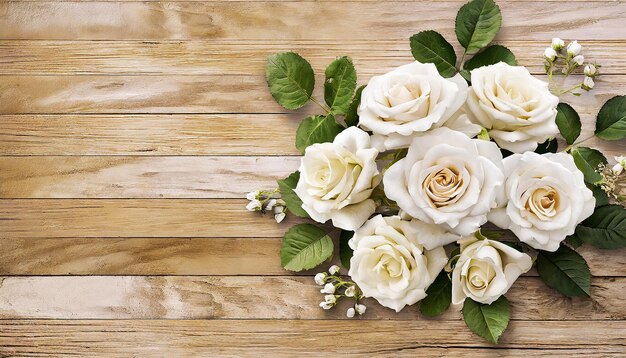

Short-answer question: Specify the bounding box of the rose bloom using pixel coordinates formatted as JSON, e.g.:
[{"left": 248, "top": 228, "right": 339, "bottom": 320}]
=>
[
  {"left": 358, "top": 61, "right": 479, "bottom": 151},
  {"left": 466, "top": 62, "right": 559, "bottom": 153},
  {"left": 452, "top": 236, "right": 532, "bottom": 305},
  {"left": 488, "top": 152, "right": 595, "bottom": 252},
  {"left": 295, "top": 127, "right": 380, "bottom": 231},
  {"left": 348, "top": 215, "right": 449, "bottom": 312},
  {"left": 384, "top": 127, "right": 504, "bottom": 236}
]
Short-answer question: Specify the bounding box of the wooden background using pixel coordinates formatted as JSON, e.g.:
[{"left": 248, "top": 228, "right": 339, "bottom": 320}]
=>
[{"left": 0, "top": 0, "right": 625, "bottom": 356}]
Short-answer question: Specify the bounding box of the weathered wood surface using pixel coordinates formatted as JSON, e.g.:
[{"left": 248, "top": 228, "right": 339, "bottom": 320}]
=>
[{"left": 1, "top": 0, "right": 625, "bottom": 356}]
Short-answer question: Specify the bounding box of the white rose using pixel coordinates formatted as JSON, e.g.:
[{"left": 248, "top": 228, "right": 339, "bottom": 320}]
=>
[
  {"left": 358, "top": 61, "right": 474, "bottom": 151},
  {"left": 488, "top": 152, "right": 595, "bottom": 252},
  {"left": 466, "top": 62, "right": 559, "bottom": 153},
  {"left": 348, "top": 215, "right": 448, "bottom": 312},
  {"left": 384, "top": 127, "right": 504, "bottom": 236},
  {"left": 295, "top": 127, "right": 381, "bottom": 231},
  {"left": 452, "top": 236, "right": 532, "bottom": 305}
]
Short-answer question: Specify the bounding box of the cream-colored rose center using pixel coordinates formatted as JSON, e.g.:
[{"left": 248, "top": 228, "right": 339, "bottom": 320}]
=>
[
  {"left": 467, "top": 259, "right": 495, "bottom": 290},
  {"left": 310, "top": 154, "right": 362, "bottom": 200},
  {"left": 423, "top": 167, "right": 463, "bottom": 207},
  {"left": 525, "top": 186, "right": 560, "bottom": 220}
]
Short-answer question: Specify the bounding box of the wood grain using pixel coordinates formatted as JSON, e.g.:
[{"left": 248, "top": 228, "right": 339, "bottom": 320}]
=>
[
  {"left": 0, "top": 320, "right": 625, "bottom": 356},
  {"left": 1, "top": 40, "right": 625, "bottom": 76},
  {"left": 1, "top": 2, "right": 625, "bottom": 41},
  {"left": 0, "top": 276, "right": 624, "bottom": 320},
  {"left": 0, "top": 199, "right": 303, "bottom": 238},
  {"left": 0, "top": 156, "right": 300, "bottom": 198},
  {"left": 1, "top": 238, "right": 624, "bottom": 276},
  {"left": 2, "top": 114, "right": 624, "bottom": 156}
]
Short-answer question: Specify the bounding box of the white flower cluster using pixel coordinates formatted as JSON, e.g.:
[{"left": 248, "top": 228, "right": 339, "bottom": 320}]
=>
[
  {"left": 597, "top": 156, "right": 626, "bottom": 203},
  {"left": 246, "top": 190, "right": 287, "bottom": 223},
  {"left": 314, "top": 265, "right": 366, "bottom": 317},
  {"left": 544, "top": 38, "right": 600, "bottom": 93}
]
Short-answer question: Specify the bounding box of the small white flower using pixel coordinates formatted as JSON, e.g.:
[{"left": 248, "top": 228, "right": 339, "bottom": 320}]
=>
[
  {"left": 355, "top": 304, "right": 366, "bottom": 315},
  {"left": 567, "top": 40, "right": 582, "bottom": 56},
  {"left": 584, "top": 64, "right": 597, "bottom": 76},
  {"left": 551, "top": 37, "right": 565, "bottom": 50},
  {"left": 265, "top": 199, "right": 277, "bottom": 210},
  {"left": 246, "top": 191, "right": 259, "bottom": 201},
  {"left": 319, "top": 301, "right": 333, "bottom": 310},
  {"left": 274, "top": 212, "right": 286, "bottom": 223},
  {"left": 314, "top": 273, "right": 327, "bottom": 285},
  {"left": 344, "top": 286, "right": 356, "bottom": 297},
  {"left": 613, "top": 156, "right": 626, "bottom": 175},
  {"left": 328, "top": 265, "right": 340, "bottom": 275},
  {"left": 321, "top": 283, "right": 336, "bottom": 294},
  {"left": 582, "top": 76, "right": 595, "bottom": 90},
  {"left": 273, "top": 205, "right": 284, "bottom": 214},
  {"left": 544, "top": 47, "right": 557, "bottom": 61},
  {"left": 572, "top": 55, "right": 584, "bottom": 66},
  {"left": 246, "top": 200, "right": 261, "bottom": 212},
  {"left": 346, "top": 307, "right": 356, "bottom": 318},
  {"left": 324, "top": 295, "right": 337, "bottom": 304}
]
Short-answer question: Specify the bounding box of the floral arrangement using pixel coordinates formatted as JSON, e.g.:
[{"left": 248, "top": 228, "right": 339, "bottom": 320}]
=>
[{"left": 247, "top": 0, "right": 626, "bottom": 343}]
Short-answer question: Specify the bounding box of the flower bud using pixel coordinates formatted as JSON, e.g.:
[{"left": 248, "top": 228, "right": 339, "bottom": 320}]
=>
[
  {"left": 551, "top": 37, "right": 565, "bottom": 50},
  {"left": 344, "top": 286, "right": 356, "bottom": 297},
  {"left": 314, "top": 273, "right": 326, "bottom": 285},
  {"left": 246, "top": 191, "right": 259, "bottom": 201},
  {"left": 346, "top": 307, "right": 356, "bottom": 318},
  {"left": 274, "top": 212, "right": 286, "bottom": 223},
  {"left": 265, "top": 199, "right": 277, "bottom": 210},
  {"left": 328, "top": 265, "right": 340, "bottom": 275},
  {"left": 355, "top": 304, "right": 367, "bottom": 315},
  {"left": 245, "top": 200, "right": 261, "bottom": 212},
  {"left": 572, "top": 55, "right": 584, "bottom": 66},
  {"left": 613, "top": 156, "right": 626, "bottom": 175},
  {"left": 584, "top": 64, "right": 597, "bottom": 77},
  {"left": 320, "top": 283, "right": 336, "bottom": 294},
  {"left": 544, "top": 47, "right": 557, "bottom": 61},
  {"left": 324, "top": 294, "right": 337, "bottom": 304},
  {"left": 582, "top": 76, "right": 595, "bottom": 90},
  {"left": 319, "top": 301, "right": 333, "bottom": 310},
  {"left": 567, "top": 40, "right": 582, "bottom": 56}
]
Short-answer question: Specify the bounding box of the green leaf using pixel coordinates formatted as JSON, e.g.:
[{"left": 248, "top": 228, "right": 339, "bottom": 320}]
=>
[
  {"left": 410, "top": 30, "right": 458, "bottom": 78},
  {"left": 565, "top": 235, "right": 584, "bottom": 249},
  {"left": 535, "top": 138, "right": 558, "bottom": 154},
  {"left": 345, "top": 85, "right": 365, "bottom": 127},
  {"left": 324, "top": 57, "right": 357, "bottom": 115},
  {"left": 595, "top": 95, "right": 626, "bottom": 140},
  {"left": 276, "top": 171, "right": 309, "bottom": 218},
  {"left": 420, "top": 271, "right": 452, "bottom": 317},
  {"left": 462, "top": 296, "right": 510, "bottom": 344},
  {"left": 588, "top": 184, "right": 610, "bottom": 207},
  {"left": 575, "top": 204, "right": 626, "bottom": 249},
  {"left": 455, "top": 0, "right": 502, "bottom": 55},
  {"left": 571, "top": 147, "right": 607, "bottom": 185},
  {"left": 280, "top": 224, "right": 334, "bottom": 272},
  {"left": 463, "top": 45, "right": 517, "bottom": 71},
  {"left": 295, "top": 114, "right": 344, "bottom": 154},
  {"left": 536, "top": 245, "right": 591, "bottom": 297},
  {"left": 266, "top": 52, "right": 315, "bottom": 110},
  {"left": 339, "top": 230, "right": 354, "bottom": 269},
  {"left": 555, "top": 103, "right": 582, "bottom": 145}
]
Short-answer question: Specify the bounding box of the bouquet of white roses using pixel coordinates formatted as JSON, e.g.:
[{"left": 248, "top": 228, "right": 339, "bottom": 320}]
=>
[{"left": 248, "top": 0, "right": 626, "bottom": 344}]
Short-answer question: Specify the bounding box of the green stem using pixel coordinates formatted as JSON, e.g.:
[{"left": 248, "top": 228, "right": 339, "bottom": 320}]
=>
[
  {"left": 562, "top": 134, "right": 595, "bottom": 153},
  {"left": 310, "top": 96, "right": 331, "bottom": 114},
  {"left": 457, "top": 51, "right": 467, "bottom": 72},
  {"left": 557, "top": 83, "right": 582, "bottom": 96}
]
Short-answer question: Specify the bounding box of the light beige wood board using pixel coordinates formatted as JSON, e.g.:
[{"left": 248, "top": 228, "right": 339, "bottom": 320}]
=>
[
  {"left": 0, "top": 276, "right": 624, "bottom": 320},
  {"left": 1, "top": 40, "right": 624, "bottom": 76},
  {"left": 1, "top": 75, "right": 625, "bottom": 114},
  {"left": 1, "top": 2, "right": 625, "bottom": 40},
  {"left": 0, "top": 199, "right": 302, "bottom": 238},
  {"left": 0, "top": 320, "right": 624, "bottom": 356},
  {"left": 0, "top": 156, "right": 300, "bottom": 198}
]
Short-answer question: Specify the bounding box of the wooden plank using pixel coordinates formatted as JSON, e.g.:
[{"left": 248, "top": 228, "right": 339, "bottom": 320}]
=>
[
  {"left": 1, "top": 237, "right": 623, "bottom": 277},
  {"left": 0, "top": 199, "right": 303, "bottom": 238},
  {"left": 0, "top": 156, "right": 300, "bottom": 199},
  {"left": 1, "top": 74, "right": 625, "bottom": 114},
  {"left": 1, "top": 40, "right": 625, "bottom": 75},
  {"left": 0, "top": 320, "right": 625, "bottom": 356},
  {"left": 0, "top": 114, "right": 301, "bottom": 156},
  {"left": 1, "top": 2, "right": 625, "bottom": 41},
  {"left": 0, "top": 276, "right": 623, "bottom": 320},
  {"left": 2, "top": 113, "right": 624, "bottom": 156}
]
